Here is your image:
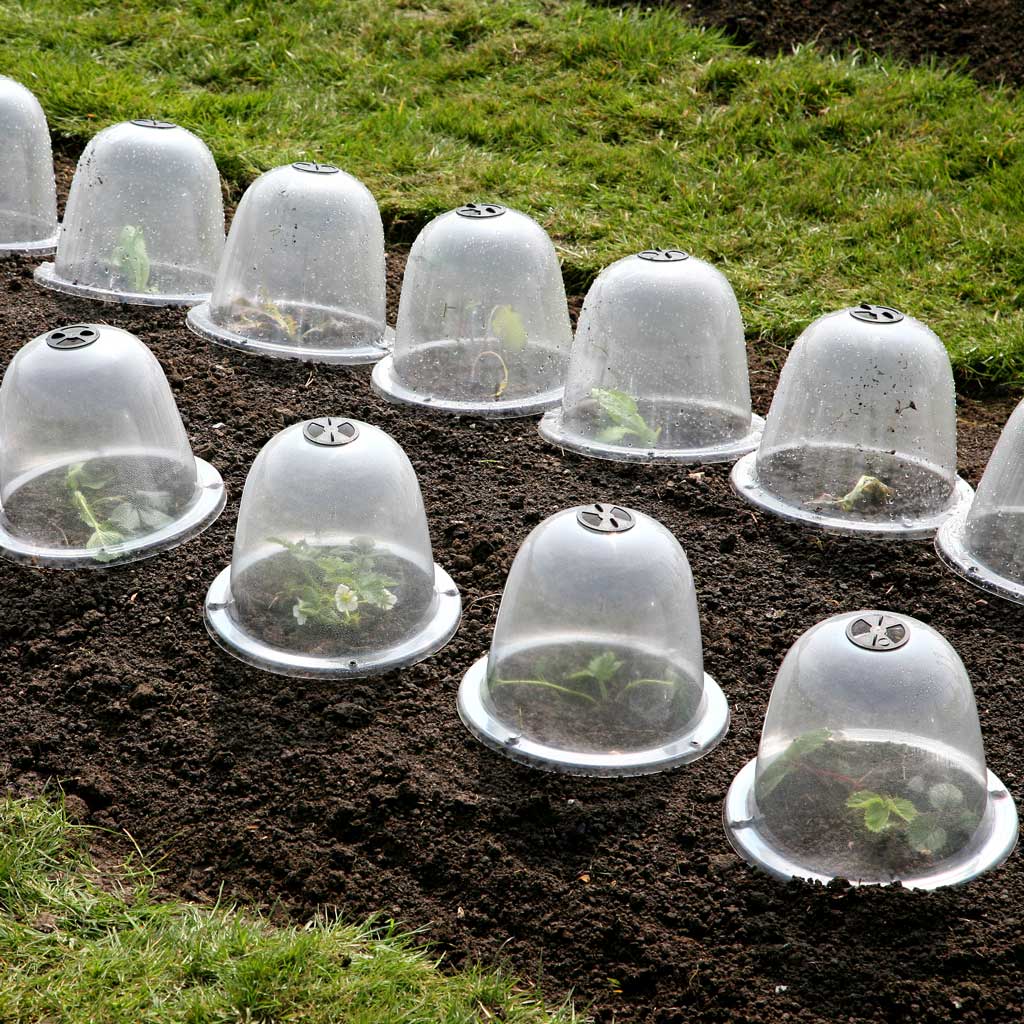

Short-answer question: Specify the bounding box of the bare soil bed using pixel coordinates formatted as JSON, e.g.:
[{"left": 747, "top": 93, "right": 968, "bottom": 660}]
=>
[
  {"left": 1, "top": 157, "right": 1023, "bottom": 1023},
  {"left": 657, "top": 0, "right": 1024, "bottom": 85}
]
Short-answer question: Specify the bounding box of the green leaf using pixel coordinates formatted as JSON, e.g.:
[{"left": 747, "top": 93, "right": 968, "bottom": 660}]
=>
[
  {"left": 862, "top": 800, "right": 892, "bottom": 832},
  {"left": 595, "top": 425, "right": 633, "bottom": 444},
  {"left": 319, "top": 557, "right": 357, "bottom": 577},
  {"left": 138, "top": 507, "right": 175, "bottom": 530},
  {"left": 846, "top": 790, "right": 883, "bottom": 809},
  {"left": 587, "top": 651, "right": 622, "bottom": 684},
  {"left": 755, "top": 760, "right": 788, "bottom": 799},
  {"left": 887, "top": 797, "right": 919, "bottom": 823},
  {"left": 108, "top": 502, "right": 142, "bottom": 532},
  {"left": 836, "top": 474, "right": 896, "bottom": 512},
  {"left": 111, "top": 224, "right": 152, "bottom": 293},
  {"left": 957, "top": 808, "right": 980, "bottom": 831},
  {"left": 757, "top": 729, "right": 834, "bottom": 798},
  {"left": 489, "top": 304, "right": 527, "bottom": 352},
  {"left": 928, "top": 783, "right": 964, "bottom": 811},
  {"left": 906, "top": 814, "right": 948, "bottom": 855},
  {"left": 848, "top": 791, "right": 919, "bottom": 832},
  {"left": 105, "top": 496, "right": 176, "bottom": 535},
  {"left": 136, "top": 489, "right": 174, "bottom": 513},
  {"left": 788, "top": 728, "right": 832, "bottom": 758},
  {"left": 86, "top": 528, "right": 125, "bottom": 562},
  {"left": 591, "top": 386, "right": 639, "bottom": 423},
  {"left": 846, "top": 791, "right": 895, "bottom": 832},
  {"left": 66, "top": 462, "right": 110, "bottom": 492},
  {"left": 590, "top": 387, "right": 660, "bottom": 447}
]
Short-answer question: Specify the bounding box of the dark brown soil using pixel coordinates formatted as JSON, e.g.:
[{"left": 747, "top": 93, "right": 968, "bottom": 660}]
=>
[
  {"left": 2, "top": 156, "right": 1023, "bottom": 1023},
  {"left": 653, "top": 0, "right": 1024, "bottom": 86}
]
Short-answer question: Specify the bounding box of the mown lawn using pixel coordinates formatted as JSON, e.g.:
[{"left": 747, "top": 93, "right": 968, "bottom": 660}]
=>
[
  {"left": 2, "top": 0, "right": 1023, "bottom": 385},
  {"left": 0, "top": 796, "right": 577, "bottom": 1023}
]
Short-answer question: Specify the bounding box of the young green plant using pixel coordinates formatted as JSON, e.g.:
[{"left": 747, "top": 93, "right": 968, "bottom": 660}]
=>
[
  {"left": 760, "top": 728, "right": 979, "bottom": 857},
  {"left": 493, "top": 650, "right": 677, "bottom": 706},
  {"left": 110, "top": 225, "right": 153, "bottom": 294},
  {"left": 236, "top": 295, "right": 301, "bottom": 342},
  {"left": 845, "top": 781, "right": 979, "bottom": 856},
  {"left": 591, "top": 388, "right": 661, "bottom": 447},
  {"left": 470, "top": 305, "right": 528, "bottom": 399},
  {"left": 65, "top": 462, "right": 175, "bottom": 562},
  {"left": 809, "top": 474, "right": 896, "bottom": 513},
  {"left": 273, "top": 538, "right": 398, "bottom": 628}
]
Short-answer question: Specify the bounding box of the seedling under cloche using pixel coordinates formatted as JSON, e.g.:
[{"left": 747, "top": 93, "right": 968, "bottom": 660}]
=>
[
  {"left": 204, "top": 417, "right": 461, "bottom": 678},
  {"left": 457, "top": 503, "right": 729, "bottom": 776},
  {"left": 937, "top": 397, "right": 1024, "bottom": 603},
  {"left": 540, "top": 249, "right": 763, "bottom": 463},
  {"left": 731, "top": 304, "right": 972, "bottom": 538},
  {"left": 35, "top": 119, "right": 224, "bottom": 305},
  {"left": 187, "top": 162, "right": 390, "bottom": 364},
  {"left": 0, "top": 324, "right": 226, "bottom": 568},
  {"left": 371, "top": 203, "right": 572, "bottom": 418},
  {"left": 0, "top": 76, "right": 58, "bottom": 256},
  {"left": 724, "top": 610, "right": 1017, "bottom": 889}
]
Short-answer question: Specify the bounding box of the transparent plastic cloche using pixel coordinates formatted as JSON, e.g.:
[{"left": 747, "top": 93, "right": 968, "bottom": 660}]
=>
[
  {"left": 539, "top": 250, "right": 763, "bottom": 463},
  {"left": 0, "top": 324, "right": 226, "bottom": 568},
  {"left": 371, "top": 203, "right": 572, "bottom": 418},
  {"left": 35, "top": 120, "right": 224, "bottom": 305},
  {"left": 205, "top": 418, "right": 461, "bottom": 678},
  {"left": 457, "top": 503, "right": 729, "bottom": 775},
  {"left": 0, "top": 76, "right": 58, "bottom": 255},
  {"left": 731, "top": 305, "right": 973, "bottom": 538},
  {"left": 187, "top": 162, "right": 390, "bottom": 364},
  {"left": 724, "top": 610, "right": 1017, "bottom": 889},
  {"left": 937, "top": 397, "right": 1024, "bottom": 603}
]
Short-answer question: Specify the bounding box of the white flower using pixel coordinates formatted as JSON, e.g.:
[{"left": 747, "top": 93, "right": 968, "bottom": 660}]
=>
[
  {"left": 378, "top": 588, "right": 397, "bottom": 611},
  {"left": 334, "top": 584, "right": 359, "bottom": 615},
  {"left": 292, "top": 601, "right": 307, "bottom": 626}
]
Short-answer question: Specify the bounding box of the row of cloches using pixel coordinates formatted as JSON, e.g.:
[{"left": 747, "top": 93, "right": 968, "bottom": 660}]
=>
[
  {"left": 1, "top": 77, "right": 1019, "bottom": 889},
  {"left": 5, "top": 81, "right": 1024, "bottom": 600}
]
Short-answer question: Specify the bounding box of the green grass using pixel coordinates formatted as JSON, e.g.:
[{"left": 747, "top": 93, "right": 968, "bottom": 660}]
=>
[
  {"left": 0, "top": 796, "right": 577, "bottom": 1024},
  {"left": 2, "top": 0, "right": 1024, "bottom": 387}
]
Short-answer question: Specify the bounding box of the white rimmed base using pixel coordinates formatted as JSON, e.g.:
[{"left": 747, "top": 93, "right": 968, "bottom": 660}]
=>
[
  {"left": 457, "top": 653, "right": 729, "bottom": 777},
  {"left": 187, "top": 302, "right": 393, "bottom": 366},
  {"left": 724, "top": 757, "right": 1018, "bottom": 889},
  {"left": 371, "top": 354, "right": 563, "bottom": 420},
  {"left": 0, "top": 231, "right": 58, "bottom": 257},
  {"left": 539, "top": 409, "right": 765, "bottom": 465},
  {"left": 204, "top": 561, "right": 462, "bottom": 679},
  {"left": 730, "top": 451, "right": 975, "bottom": 540},
  {"left": 0, "top": 456, "right": 225, "bottom": 569},
  {"left": 34, "top": 261, "right": 210, "bottom": 307},
  {"left": 935, "top": 508, "right": 1024, "bottom": 606}
]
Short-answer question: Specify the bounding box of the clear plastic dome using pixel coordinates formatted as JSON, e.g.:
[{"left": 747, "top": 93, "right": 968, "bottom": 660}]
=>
[
  {"left": 0, "top": 76, "right": 58, "bottom": 255},
  {"left": 724, "top": 610, "right": 1017, "bottom": 888},
  {"left": 539, "top": 250, "right": 763, "bottom": 463},
  {"left": 731, "top": 305, "right": 973, "bottom": 538},
  {"left": 372, "top": 203, "right": 572, "bottom": 418},
  {"left": 457, "top": 503, "right": 729, "bottom": 775},
  {"left": 35, "top": 120, "right": 224, "bottom": 305},
  {"left": 937, "top": 397, "right": 1024, "bottom": 602},
  {"left": 187, "top": 162, "right": 390, "bottom": 364},
  {"left": 0, "top": 323, "right": 226, "bottom": 567},
  {"left": 205, "top": 417, "right": 461, "bottom": 678}
]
